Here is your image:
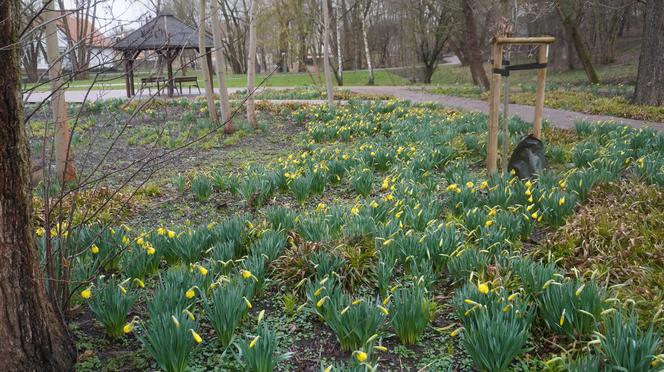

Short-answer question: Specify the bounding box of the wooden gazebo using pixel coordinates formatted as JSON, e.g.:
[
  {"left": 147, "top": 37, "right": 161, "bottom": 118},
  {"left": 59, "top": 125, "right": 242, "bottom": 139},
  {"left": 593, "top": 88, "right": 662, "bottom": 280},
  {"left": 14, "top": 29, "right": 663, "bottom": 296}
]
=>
[{"left": 114, "top": 13, "right": 214, "bottom": 97}]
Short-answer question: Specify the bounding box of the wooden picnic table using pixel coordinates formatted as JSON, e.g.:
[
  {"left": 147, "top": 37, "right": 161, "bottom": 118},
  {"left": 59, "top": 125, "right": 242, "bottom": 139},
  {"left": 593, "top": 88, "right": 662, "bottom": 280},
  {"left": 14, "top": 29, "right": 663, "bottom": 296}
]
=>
[{"left": 140, "top": 76, "right": 200, "bottom": 96}]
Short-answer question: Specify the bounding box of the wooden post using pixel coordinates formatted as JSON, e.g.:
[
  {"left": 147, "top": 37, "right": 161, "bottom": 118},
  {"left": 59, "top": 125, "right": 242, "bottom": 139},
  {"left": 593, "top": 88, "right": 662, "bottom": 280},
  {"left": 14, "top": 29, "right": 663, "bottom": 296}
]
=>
[
  {"left": 487, "top": 42, "right": 503, "bottom": 175},
  {"left": 124, "top": 52, "right": 131, "bottom": 98},
  {"left": 533, "top": 44, "right": 549, "bottom": 139},
  {"left": 166, "top": 51, "right": 174, "bottom": 97}
]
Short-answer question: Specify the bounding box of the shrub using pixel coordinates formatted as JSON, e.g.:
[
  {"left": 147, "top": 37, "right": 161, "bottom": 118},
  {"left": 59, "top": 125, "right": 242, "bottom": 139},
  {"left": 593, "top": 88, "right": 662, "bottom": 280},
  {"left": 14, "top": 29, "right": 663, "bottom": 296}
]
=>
[
  {"left": 538, "top": 278, "right": 606, "bottom": 339},
  {"left": 139, "top": 312, "right": 200, "bottom": 372},
  {"left": 203, "top": 281, "right": 249, "bottom": 347},
  {"left": 350, "top": 168, "right": 373, "bottom": 197},
  {"left": 600, "top": 311, "right": 662, "bottom": 372},
  {"left": 324, "top": 297, "right": 387, "bottom": 352},
  {"left": 191, "top": 174, "right": 213, "bottom": 201},
  {"left": 265, "top": 206, "right": 297, "bottom": 231},
  {"left": 238, "top": 322, "right": 293, "bottom": 372},
  {"left": 389, "top": 285, "right": 430, "bottom": 345},
  {"left": 453, "top": 283, "right": 533, "bottom": 372},
  {"left": 250, "top": 230, "right": 287, "bottom": 261},
  {"left": 87, "top": 276, "right": 137, "bottom": 338}
]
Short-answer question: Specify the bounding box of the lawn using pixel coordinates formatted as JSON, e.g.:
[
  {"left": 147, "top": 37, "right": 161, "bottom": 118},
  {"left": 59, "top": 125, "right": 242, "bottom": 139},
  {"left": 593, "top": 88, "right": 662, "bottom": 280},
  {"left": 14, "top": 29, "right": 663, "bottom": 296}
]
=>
[
  {"left": 24, "top": 69, "right": 409, "bottom": 92},
  {"left": 29, "top": 95, "right": 664, "bottom": 371}
]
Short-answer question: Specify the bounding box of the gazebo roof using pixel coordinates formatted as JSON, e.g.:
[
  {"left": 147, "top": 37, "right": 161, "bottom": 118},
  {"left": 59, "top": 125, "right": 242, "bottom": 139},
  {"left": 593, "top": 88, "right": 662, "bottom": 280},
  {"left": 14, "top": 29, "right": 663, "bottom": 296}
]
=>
[{"left": 114, "top": 13, "right": 213, "bottom": 51}]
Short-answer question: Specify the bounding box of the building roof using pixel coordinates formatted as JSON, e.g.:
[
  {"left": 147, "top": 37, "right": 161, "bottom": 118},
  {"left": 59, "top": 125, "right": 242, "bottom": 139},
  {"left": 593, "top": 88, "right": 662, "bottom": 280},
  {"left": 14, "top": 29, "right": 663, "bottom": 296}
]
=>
[{"left": 114, "top": 13, "right": 214, "bottom": 51}]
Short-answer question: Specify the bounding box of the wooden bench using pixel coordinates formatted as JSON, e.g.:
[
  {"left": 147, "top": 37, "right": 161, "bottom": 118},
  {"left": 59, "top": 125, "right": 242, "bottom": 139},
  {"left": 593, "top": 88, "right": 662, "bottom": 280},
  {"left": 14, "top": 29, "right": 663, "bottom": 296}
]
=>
[
  {"left": 139, "top": 77, "right": 167, "bottom": 96},
  {"left": 175, "top": 76, "right": 200, "bottom": 95}
]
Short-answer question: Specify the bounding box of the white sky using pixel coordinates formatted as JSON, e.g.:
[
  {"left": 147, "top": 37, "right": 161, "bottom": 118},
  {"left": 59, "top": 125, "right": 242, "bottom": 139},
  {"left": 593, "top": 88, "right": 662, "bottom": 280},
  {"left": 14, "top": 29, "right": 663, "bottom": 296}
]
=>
[{"left": 64, "top": 0, "right": 152, "bottom": 33}]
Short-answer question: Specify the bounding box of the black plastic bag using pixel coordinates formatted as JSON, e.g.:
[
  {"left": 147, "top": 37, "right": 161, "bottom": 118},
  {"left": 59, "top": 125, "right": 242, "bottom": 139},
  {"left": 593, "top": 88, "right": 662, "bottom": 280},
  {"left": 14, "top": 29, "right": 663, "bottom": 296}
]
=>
[{"left": 508, "top": 134, "right": 546, "bottom": 179}]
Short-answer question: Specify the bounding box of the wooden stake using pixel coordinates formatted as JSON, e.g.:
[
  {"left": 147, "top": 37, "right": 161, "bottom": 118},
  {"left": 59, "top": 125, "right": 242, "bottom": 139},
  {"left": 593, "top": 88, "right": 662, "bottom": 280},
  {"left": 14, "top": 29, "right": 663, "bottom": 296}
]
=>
[
  {"left": 487, "top": 42, "right": 503, "bottom": 175},
  {"left": 533, "top": 44, "right": 549, "bottom": 139}
]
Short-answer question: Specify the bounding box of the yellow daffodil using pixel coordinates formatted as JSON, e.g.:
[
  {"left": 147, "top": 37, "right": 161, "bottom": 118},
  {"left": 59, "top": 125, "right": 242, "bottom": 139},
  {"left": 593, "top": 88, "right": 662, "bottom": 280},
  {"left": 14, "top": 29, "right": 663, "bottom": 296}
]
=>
[
  {"left": 171, "top": 315, "right": 180, "bottom": 328},
  {"left": 36, "top": 227, "right": 45, "bottom": 237},
  {"left": 146, "top": 246, "right": 156, "bottom": 255},
  {"left": 370, "top": 200, "right": 378, "bottom": 208},
  {"left": 351, "top": 206, "right": 360, "bottom": 215},
  {"left": 167, "top": 230, "right": 176, "bottom": 239},
  {"left": 244, "top": 297, "right": 253, "bottom": 309},
  {"left": 242, "top": 270, "right": 252, "bottom": 279},
  {"left": 355, "top": 351, "right": 368, "bottom": 363},
  {"left": 478, "top": 282, "right": 489, "bottom": 295},
  {"left": 185, "top": 288, "right": 196, "bottom": 299},
  {"left": 450, "top": 327, "right": 463, "bottom": 337},
  {"left": 488, "top": 209, "right": 497, "bottom": 217},
  {"left": 81, "top": 288, "right": 92, "bottom": 299},
  {"left": 133, "top": 278, "right": 145, "bottom": 288},
  {"left": 156, "top": 227, "right": 166, "bottom": 235},
  {"left": 377, "top": 305, "right": 389, "bottom": 315},
  {"left": 316, "top": 296, "right": 328, "bottom": 308},
  {"left": 559, "top": 197, "right": 566, "bottom": 206},
  {"left": 90, "top": 244, "right": 100, "bottom": 254},
  {"left": 485, "top": 220, "right": 494, "bottom": 227},
  {"left": 525, "top": 180, "right": 532, "bottom": 188},
  {"left": 249, "top": 336, "right": 260, "bottom": 348},
  {"left": 190, "top": 329, "right": 203, "bottom": 343},
  {"left": 480, "top": 181, "right": 489, "bottom": 189},
  {"left": 507, "top": 293, "right": 519, "bottom": 302},
  {"left": 466, "top": 181, "right": 474, "bottom": 188},
  {"left": 374, "top": 345, "right": 388, "bottom": 352},
  {"left": 122, "top": 322, "right": 134, "bottom": 333},
  {"left": 559, "top": 309, "right": 566, "bottom": 327},
  {"left": 531, "top": 211, "right": 538, "bottom": 220},
  {"left": 198, "top": 266, "right": 208, "bottom": 276}
]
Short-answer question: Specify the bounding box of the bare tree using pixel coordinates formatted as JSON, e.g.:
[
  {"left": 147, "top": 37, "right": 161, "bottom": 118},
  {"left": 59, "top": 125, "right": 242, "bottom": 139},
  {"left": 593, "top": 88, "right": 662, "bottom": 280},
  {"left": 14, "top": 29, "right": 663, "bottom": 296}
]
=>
[
  {"left": 406, "top": 0, "right": 453, "bottom": 83},
  {"left": 555, "top": 0, "right": 600, "bottom": 83},
  {"left": 247, "top": 0, "right": 258, "bottom": 128},
  {"left": 211, "top": 0, "right": 233, "bottom": 132},
  {"left": 199, "top": 0, "right": 220, "bottom": 123},
  {"left": 633, "top": 0, "right": 663, "bottom": 105},
  {"left": 322, "top": 0, "right": 336, "bottom": 106},
  {"left": 45, "top": 0, "right": 77, "bottom": 183},
  {"left": 360, "top": 0, "right": 374, "bottom": 85},
  {"left": 0, "top": 0, "right": 76, "bottom": 368},
  {"left": 462, "top": 0, "right": 489, "bottom": 90}
]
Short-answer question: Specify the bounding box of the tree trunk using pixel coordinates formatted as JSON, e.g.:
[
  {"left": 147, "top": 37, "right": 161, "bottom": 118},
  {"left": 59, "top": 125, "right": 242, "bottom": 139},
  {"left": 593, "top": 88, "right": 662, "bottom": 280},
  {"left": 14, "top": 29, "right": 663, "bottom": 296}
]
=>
[
  {"left": 335, "top": 5, "right": 344, "bottom": 86},
  {"left": 633, "top": 0, "right": 664, "bottom": 106},
  {"left": 211, "top": 0, "right": 233, "bottom": 133},
  {"left": 322, "top": 0, "right": 335, "bottom": 107},
  {"left": 463, "top": 0, "right": 489, "bottom": 90},
  {"left": 198, "top": 0, "right": 219, "bottom": 123},
  {"left": 0, "top": 0, "right": 76, "bottom": 369},
  {"left": 247, "top": 0, "right": 258, "bottom": 128},
  {"left": 360, "top": 0, "right": 375, "bottom": 85},
  {"left": 557, "top": 6, "right": 600, "bottom": 84},
  {"left": 45, "top": 0, "right": 76, "bottom": 183}
]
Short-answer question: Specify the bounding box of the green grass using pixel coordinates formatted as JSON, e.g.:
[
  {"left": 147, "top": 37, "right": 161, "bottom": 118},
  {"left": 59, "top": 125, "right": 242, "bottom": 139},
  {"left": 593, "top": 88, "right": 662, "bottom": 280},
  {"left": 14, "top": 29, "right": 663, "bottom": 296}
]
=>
[
  {"left": 24, "top": 69, "right": 409, "bottom": 92},
  {"left": 430, "top": 61, "right": 638, "bottom": 86}
]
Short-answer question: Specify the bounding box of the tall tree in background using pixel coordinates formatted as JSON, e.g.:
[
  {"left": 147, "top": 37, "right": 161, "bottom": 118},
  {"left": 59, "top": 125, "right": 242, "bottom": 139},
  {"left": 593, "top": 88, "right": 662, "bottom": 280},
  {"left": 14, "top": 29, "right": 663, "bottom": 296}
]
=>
[
  {"left": 407, "top": 0, "right": 453, "bottom": 83},
  {"left": 247, "top": 0, "right": 258, "bottom": 128},
  {"left": 633, "top": 0, "right": 663, "bottom": 106},
  {"left": 360, "top": 0, "right": 375, "bottom": 85},
  {"left": 0, "top": 0, "right": 76, "bottom": 368},
  {"left": 322, "top": 0, "right": 336, "bottom": 106},
  {"left": 335, "top": 2, "right": 344, "bottom": 86},
  {"left": 211, "top": 0, "right": 233, "bottom": 132},
  {"left": 45, "top": 0, "right": 77, "bottom": 183},
  {"left": 555, "top": 0, "right": 600, "bottom": 83},
  {"left": 462, "top": 0, "right": 489, "bottom": 90},
  {"left": 199, "top": 0, "right": 220, "bottom": 123}
]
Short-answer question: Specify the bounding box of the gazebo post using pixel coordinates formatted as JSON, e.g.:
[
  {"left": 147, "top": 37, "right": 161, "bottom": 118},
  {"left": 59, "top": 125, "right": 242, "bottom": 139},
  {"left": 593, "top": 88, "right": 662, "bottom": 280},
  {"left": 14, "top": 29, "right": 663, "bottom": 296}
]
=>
[
  {"left": 166, "top": 50, "right": 175, "bottom": 97},
  {"left": 124, "top": 51, "right": 131, "bottom": 98}
]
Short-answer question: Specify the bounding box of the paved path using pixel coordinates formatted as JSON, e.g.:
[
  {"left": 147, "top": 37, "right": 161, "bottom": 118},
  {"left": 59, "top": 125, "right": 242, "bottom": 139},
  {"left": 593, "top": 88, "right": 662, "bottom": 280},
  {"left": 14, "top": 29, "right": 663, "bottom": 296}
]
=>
[
  {"left": 347, "top": 86, "right": 664, "bottom": 132},
  {"left": 24, "top": 86, "right": 664, "bottom": 132}
]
